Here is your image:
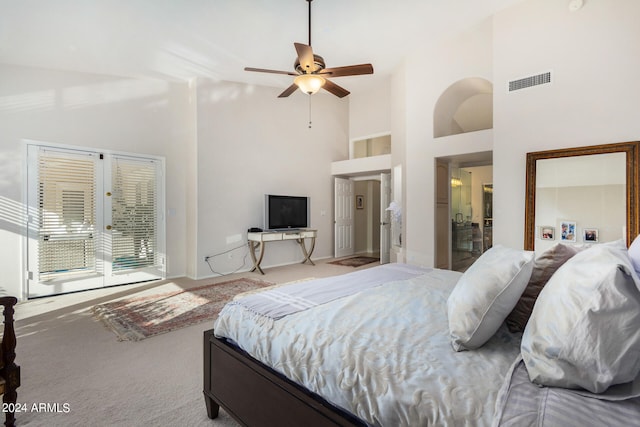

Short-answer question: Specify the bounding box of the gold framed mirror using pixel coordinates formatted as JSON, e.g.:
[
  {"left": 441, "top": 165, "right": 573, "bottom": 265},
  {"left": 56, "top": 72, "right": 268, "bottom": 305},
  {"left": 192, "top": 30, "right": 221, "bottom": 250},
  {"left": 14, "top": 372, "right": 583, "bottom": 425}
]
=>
[{"left": 524, "top": 141, "right": 640, "bottom": 251}]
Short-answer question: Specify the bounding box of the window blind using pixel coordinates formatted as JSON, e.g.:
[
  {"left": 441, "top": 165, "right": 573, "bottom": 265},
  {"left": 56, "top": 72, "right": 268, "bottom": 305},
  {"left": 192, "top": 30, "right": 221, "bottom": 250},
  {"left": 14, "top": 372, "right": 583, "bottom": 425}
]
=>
[
  {"left": 111, "top": 157, "right": 158, "bottom": 272},
  {"left": 38, "top": 150, "right": 97, "bottom": 279}
]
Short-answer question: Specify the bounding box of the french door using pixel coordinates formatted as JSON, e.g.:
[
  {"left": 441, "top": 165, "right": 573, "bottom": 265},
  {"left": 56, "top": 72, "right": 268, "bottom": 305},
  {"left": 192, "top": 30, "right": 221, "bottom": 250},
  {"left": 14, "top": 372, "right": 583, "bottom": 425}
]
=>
[{"left": 26, "top": 144, "right": 165, "bottom": 298}]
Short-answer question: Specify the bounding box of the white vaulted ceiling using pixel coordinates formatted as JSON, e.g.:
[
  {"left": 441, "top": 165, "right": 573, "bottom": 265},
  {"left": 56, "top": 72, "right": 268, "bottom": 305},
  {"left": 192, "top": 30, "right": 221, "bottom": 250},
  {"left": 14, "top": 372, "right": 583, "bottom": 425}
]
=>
[{"left": 0, "top": 0, "right": 526, "bottom": 92}]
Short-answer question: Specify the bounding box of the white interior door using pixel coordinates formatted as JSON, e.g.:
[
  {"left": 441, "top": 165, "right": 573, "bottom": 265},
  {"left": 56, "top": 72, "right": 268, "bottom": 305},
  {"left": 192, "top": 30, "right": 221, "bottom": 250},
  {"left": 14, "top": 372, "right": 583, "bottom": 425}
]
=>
[
  {"left": 26, "top": 145, "right": 165, "bottom": 298},
  {"left": 334, "top": 177, "right": 355, "bottom": 258},
  {"left": 380, "top": 173, "right": 391, "bottom": 264}
]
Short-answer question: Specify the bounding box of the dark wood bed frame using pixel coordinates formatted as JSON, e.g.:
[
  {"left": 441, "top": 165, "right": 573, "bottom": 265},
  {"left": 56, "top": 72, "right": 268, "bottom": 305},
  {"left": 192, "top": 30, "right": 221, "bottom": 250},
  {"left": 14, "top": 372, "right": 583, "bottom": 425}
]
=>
[
  {"left": 0, "top": 297, "right": 19, "bottom": 427},
  {"left": 203, "top": 329, "right": 366, "bottom": 426}
]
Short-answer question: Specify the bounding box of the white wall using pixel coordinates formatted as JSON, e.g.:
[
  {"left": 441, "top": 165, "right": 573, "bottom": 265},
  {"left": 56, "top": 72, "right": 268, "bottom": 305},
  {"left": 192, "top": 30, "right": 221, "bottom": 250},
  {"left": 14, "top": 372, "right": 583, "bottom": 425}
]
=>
[
  {"left": 402, "top": 18, "right": 494, "bottom": 267},
  {"left": 390, "top": 62, "right": 408, "bottom": 262},
  {"left": 493, "top": 0, "right": 640, "bottom": 249},
  {"left": 0, "top": 64, "right": 192, "bottom": 298},
  {"left": 184, "top": 79, "right": 199, "bottom": 279},
  {"left": 0, "top": 65, "right": 349, "bottom": 298},
  {"left": 349, "top": 78, "right": 391, "bottom": 140},
  {"left": 194, "top": 79, "right": 348, "bottom": 278},
  {"left": 394, "top": 0, "right": 640, "bottom": 268}
]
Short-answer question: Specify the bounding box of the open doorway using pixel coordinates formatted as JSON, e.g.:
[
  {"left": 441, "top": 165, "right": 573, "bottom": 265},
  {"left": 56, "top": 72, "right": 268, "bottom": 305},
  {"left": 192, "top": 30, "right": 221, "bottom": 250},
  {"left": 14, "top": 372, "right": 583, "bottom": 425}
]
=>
[
  {"left": 333, "top": 132, "right": 393, "bottom": 264},
  {"left": 334, "top": 175, "right": 391, "bottom": 264},
  {"left": 353, "top": 180, "right": 381, "bottom": 257},
  {"left": 435, "top": 152, "right": 493, "bottom": 272}
]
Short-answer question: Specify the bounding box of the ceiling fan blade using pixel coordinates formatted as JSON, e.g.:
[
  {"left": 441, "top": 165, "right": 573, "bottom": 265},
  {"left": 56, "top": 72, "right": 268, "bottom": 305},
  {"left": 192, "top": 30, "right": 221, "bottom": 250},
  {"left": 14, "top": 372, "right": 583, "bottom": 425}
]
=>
[
  {"left": 294, "top": 43, "right": 315, "bottom": 73},
  {"left": 278, "top": 84, "right": 299, "bottom": 98},
  {"left": 244, "top": 67, "right": 298, "bottom": 76},
  {"left": 321, "top": 63, "right": 374, "bottom": 78},
  {"left": 322, "top": 79, "right": 350, "bottom": 98}
]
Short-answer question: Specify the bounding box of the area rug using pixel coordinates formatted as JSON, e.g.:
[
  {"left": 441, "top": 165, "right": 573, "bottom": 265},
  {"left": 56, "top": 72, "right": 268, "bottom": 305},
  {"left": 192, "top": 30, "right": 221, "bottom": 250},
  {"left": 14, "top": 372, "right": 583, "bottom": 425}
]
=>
[
  {"left": 92, "top": 278, "right": 273, "bottom": 341},
  {"left": 329, "top": 256, "right": 379, "bottom": 267}
]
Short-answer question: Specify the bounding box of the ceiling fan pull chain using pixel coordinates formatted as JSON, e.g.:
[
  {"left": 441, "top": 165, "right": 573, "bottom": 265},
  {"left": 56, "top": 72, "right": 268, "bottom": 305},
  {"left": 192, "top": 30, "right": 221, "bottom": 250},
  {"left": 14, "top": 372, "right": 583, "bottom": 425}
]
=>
[{"left": 308, "top": 95, "right": 313, "bottom": 128}]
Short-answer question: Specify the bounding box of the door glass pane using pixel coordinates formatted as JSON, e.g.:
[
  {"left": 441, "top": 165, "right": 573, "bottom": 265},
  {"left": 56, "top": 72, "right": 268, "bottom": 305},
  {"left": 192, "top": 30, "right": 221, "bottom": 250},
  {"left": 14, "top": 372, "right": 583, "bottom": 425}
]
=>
[
  {"left": 111, "top": 158, "right": 158, "bottom": 272},
  {"left": 38, "top": 150, "right": 97, "bottom": 280}
]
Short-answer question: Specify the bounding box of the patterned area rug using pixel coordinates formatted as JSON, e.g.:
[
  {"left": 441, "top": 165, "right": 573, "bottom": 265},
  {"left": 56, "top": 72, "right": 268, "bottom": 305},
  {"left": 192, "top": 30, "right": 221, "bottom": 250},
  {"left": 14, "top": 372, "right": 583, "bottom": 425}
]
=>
[
  {"left": 329, "top": 256, "right": 379, "bottom": 267},
  {"left": 92, "top": 278, "right": 273, "bottom": 341}
]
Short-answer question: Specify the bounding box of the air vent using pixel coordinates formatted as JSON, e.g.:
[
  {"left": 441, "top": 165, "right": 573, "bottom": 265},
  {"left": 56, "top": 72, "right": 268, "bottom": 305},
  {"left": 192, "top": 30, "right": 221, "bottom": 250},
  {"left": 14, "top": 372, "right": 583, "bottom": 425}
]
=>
[{"left": 508, "top": 71, "right": 552, "bottom": 92}]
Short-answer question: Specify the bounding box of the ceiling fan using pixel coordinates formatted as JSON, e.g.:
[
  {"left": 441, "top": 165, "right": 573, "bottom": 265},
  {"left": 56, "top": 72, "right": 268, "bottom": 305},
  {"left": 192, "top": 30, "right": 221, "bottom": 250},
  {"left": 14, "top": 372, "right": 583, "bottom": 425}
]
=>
[{"left": 244, "top": 0, "right": 374, "bottom": 98}]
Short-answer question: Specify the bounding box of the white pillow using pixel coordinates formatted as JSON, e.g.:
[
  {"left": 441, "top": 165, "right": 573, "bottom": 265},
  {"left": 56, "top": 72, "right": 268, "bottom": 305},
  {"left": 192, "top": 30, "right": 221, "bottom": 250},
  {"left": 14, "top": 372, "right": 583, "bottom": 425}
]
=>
[
  {"left": 628, "top": 234, "right": 640, "bottom": 276},
  {"left": 522, "top": 240, "right": 640, "bottom": 393},
  {"left": 447, "top": 245, "right": 534, "bottom": 351}
]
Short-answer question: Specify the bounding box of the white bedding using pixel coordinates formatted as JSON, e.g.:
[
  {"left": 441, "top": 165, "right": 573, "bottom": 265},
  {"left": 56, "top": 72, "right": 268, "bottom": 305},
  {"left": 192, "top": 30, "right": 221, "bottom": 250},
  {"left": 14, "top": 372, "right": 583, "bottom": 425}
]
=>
[
  {"left": 230, "top": 263, "right": 430, "bottom": 319},
  {"left": 493, "top": 357, "right": 640, "bottom": 427},
  {"left": 214, "top": 265, "right": 522, "bottom": 426}
]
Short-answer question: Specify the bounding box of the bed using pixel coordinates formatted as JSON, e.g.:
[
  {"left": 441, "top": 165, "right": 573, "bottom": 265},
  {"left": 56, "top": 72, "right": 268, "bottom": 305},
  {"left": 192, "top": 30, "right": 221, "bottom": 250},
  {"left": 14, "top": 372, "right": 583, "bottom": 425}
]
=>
[
  {"left": 203, "top": 241, "right": 640, "bottom": 426},
  {"left": 0, "top": 296, "right": 19, "bottom": 427}
]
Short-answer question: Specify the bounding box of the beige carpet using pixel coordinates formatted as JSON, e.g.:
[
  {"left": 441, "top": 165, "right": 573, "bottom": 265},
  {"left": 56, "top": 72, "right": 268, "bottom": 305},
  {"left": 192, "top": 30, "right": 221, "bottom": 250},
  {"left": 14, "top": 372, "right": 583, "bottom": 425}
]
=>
[{"left": 14, "top": 258, "right": 379, "bottom": 426}]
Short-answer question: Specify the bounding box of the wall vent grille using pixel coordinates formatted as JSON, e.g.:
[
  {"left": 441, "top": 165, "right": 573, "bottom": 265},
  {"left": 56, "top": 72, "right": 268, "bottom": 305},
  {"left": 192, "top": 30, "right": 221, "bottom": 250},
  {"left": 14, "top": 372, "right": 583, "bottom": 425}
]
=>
[{"left": 508, "top": 71, "right": 552, "bottom": 92}]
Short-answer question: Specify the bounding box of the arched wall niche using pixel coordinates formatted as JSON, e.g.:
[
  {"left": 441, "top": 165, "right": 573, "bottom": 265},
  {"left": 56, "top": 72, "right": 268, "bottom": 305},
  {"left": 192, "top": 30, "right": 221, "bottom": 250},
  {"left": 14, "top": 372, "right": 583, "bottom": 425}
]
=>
[{"left": 433, "top": 77, "right": 493, "bottom": 138}]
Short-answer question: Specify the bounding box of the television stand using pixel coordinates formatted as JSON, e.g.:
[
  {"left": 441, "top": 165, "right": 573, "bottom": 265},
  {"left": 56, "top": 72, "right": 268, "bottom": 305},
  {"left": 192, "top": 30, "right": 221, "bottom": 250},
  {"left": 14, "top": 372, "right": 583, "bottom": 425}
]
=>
[{"left": 247, "top": 229, "right": 317, "bottom": 275}]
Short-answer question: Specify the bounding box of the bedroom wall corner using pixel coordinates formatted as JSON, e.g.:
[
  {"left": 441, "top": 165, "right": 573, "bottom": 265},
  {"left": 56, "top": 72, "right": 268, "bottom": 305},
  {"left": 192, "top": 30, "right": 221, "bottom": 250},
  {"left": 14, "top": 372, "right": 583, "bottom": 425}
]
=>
[
  {"left": 183, "top": 77, "right": 200, "bottom": 279},
  {"left": 194, "top": 79, "right": 349, "bottom": 279}
]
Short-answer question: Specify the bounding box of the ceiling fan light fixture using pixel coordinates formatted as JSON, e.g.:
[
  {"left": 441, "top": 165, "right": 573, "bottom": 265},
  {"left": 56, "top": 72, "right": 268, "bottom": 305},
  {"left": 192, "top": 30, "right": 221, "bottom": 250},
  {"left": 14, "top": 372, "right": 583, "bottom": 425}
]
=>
[
  {"left": 294, "top": 74, "right": 326, "bottom": 95},
  {"left": 244, "top": 0, "right": 373, "bottom": 99}
]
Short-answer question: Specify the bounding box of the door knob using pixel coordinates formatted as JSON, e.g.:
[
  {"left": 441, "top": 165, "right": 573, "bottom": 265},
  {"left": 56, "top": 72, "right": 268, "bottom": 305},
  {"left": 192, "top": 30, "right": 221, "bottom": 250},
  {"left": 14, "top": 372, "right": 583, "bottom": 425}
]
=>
[{"left": 106, "top": 225, "right": 112, "bottom": 230}]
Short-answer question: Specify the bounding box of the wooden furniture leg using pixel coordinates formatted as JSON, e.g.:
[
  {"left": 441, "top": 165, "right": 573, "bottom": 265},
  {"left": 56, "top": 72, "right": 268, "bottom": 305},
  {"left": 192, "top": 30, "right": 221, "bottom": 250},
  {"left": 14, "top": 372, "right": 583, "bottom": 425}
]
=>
[
  {"left": 0, "top": 297, "right": 19, "bottom": 427},
  {"left": 297, "top": 236, "right": 316, "bottom": 265},
  {"left": 247, "top": 240, "right": 265, "bottom": 275}
]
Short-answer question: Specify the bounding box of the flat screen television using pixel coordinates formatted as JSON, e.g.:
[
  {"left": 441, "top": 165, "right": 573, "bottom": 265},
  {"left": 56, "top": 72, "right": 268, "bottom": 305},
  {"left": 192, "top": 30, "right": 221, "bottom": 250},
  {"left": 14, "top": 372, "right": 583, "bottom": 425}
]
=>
[{"left": 264, "top": 194, "right": 310, "bottom": 231}]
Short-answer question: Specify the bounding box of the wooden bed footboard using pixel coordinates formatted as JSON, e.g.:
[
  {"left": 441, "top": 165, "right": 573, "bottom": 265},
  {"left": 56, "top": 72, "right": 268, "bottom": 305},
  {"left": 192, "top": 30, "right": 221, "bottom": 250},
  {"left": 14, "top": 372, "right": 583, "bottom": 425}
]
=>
[
  {"left": 0, "top": 297, "right": 19, "bottom": 427},
  {"left": 203, "top": 329, "right": 365, "bottom": 427}
]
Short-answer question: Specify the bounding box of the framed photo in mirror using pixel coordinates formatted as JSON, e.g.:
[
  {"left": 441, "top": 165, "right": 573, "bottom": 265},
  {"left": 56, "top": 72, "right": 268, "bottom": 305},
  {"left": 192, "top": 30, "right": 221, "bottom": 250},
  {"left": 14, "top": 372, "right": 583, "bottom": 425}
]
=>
[
  {"left": 561, "top": 221, "right": 577, "bottom": 242},
  {"left": 583, "top": 228, "right": 599, "bottom": 242},
  {"left": 540, "top": 226, "right": 555, "bottom": 240}
]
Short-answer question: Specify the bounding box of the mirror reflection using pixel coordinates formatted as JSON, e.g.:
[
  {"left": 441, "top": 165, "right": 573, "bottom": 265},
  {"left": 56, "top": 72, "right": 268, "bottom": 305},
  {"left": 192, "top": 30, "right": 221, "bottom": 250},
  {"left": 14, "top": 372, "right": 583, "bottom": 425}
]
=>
[
  {"left": 524, "top": 141, "right": 640, "bottom": 251},
  {"left": 534, "top": 153, "right": 626, "bottom": 252}
]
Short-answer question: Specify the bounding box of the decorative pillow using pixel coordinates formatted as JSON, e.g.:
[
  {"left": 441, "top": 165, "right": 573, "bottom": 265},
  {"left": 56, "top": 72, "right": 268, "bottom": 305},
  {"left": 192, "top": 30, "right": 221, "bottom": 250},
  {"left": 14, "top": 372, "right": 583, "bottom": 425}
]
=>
[
  {"left": 505, "top": 243, "right": 583, "bottom": 332},
  {"left": 627, "top": 234, "right": 640, "bottom": 276},
  {"left": 447, "top": 245, "right": 534, "bottom": 351},
  {"left": 521, "top": 240, "right": 640, "bottom": 393}
]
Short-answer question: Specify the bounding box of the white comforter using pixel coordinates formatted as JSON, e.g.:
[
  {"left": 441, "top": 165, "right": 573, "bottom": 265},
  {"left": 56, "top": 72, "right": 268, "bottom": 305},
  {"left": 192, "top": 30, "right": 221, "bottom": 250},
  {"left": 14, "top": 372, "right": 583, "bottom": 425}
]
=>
[{"left": 214, "top": 266, "right": 521, "bottom": 426}]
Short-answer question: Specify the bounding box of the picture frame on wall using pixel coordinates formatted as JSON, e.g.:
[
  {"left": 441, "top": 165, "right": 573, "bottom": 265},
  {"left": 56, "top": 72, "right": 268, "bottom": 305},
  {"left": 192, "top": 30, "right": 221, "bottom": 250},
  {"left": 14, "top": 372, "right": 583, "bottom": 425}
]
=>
[
  {"left": 583, "top": 228, "right": 599, "bottom": 242},
  {"left": 356, "top": 195, "right": 364, "bottom": 209},
  {"left": 561, "top": 221, "right": 577, "bottom": 242},
  {"left": 540, "top": 226, "right": 555, "bottom": 240}
]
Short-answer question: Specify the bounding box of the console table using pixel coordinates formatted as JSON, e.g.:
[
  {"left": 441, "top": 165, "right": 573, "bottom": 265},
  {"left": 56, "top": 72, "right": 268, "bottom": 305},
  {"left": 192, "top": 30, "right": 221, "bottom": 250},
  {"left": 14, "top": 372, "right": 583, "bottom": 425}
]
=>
[{"left": 247, "top": 229, "right": 317, "bottom": 275}]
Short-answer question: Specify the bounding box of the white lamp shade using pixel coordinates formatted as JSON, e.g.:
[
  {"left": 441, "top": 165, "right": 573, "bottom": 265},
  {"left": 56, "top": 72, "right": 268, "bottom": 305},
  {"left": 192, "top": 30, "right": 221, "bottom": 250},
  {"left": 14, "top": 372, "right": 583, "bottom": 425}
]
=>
[{"left": 294, "top": 74, "right": 326, "bottom": 95}]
